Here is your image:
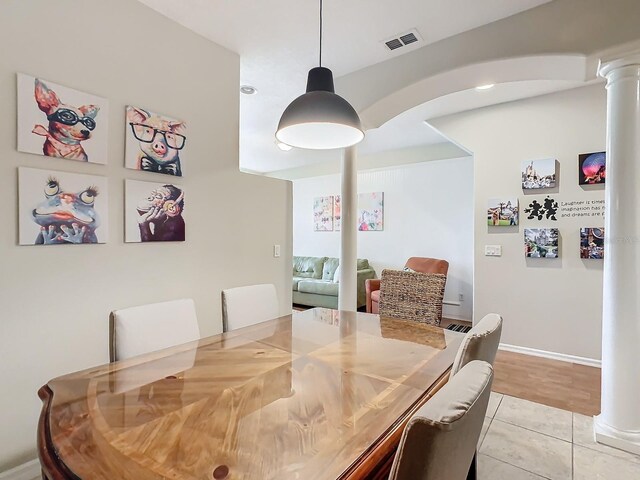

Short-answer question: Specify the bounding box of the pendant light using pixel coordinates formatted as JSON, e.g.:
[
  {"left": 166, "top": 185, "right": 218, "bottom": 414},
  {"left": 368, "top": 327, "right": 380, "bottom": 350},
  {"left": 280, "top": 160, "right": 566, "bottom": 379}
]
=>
[{"left": 276, "top": 0, "right": 364, "bottom": 150}]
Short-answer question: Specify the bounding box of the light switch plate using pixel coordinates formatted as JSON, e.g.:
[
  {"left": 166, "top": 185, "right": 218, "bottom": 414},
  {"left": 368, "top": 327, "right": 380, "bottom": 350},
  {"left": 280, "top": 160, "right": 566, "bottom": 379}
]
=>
[
  {"left": 273, "top": 245, "right": 281, "bottom": 258},
  {"left": 485, "top": 245, "right": 502, "bottom": 257}
]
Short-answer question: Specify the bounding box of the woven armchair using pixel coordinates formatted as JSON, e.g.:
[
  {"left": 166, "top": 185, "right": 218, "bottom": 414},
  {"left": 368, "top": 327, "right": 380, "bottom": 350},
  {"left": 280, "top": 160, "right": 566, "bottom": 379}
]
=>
[
  {"left": 378, "top": 269, "right": 447, "bottom": 326},
  {"left": 366, "top": 257, "right": 449, "bottom": 313}
]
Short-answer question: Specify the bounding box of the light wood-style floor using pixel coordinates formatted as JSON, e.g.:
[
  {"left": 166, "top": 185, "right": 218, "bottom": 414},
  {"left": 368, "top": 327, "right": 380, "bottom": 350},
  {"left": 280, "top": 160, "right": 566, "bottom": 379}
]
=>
[{"left": 493, "top": 350, "right": 601, "bottom": 416}]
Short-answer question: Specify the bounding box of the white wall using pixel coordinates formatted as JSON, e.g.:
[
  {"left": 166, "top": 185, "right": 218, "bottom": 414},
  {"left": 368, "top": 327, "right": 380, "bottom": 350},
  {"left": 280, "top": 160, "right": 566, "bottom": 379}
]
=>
[
  {"left": 293, "top": 157, "right": 474, "bottom": 320},
  {"left": 0, "top": 0, "right": 292, "bottom": 472},
  {"left": 432, "top": 84, "right": 606, "bottom": 361}
]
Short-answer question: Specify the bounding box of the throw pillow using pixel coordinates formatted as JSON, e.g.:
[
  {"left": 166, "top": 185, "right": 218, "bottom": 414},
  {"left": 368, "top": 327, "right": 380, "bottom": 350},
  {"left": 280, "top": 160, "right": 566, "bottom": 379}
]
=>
[{"left": 333, "top": 265, "right": 341, "bottom": 283}]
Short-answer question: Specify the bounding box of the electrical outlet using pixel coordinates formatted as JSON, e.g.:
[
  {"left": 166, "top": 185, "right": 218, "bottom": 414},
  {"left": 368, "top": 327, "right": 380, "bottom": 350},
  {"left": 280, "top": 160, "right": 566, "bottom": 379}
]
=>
[
  {"left": 273, "top": 245, "right": 281, "bottom": 258},
  {"left": 485, "top": 245, "right": 502, "bottom": 257}
]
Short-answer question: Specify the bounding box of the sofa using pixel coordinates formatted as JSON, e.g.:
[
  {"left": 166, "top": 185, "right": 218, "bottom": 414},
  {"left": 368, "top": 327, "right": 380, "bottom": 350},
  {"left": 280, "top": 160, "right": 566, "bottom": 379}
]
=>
[{"left": 293, "top": 256, "right": 376, "bottom": 309}]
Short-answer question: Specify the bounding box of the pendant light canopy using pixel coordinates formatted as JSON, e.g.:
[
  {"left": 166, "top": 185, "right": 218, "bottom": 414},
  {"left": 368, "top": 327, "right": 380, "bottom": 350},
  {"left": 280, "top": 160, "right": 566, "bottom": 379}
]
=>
[{"left": 276, "top": 0, "right": 364, "bottom": 150}]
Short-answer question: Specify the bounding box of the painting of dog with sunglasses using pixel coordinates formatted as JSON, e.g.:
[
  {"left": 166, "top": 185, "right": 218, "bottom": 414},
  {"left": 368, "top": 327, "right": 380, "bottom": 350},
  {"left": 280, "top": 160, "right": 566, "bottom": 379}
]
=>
[
  {"left": 125, "top": 106, "right": 187, "bottom": 177},
  {"left": 17, "top": 74, "right": 108, "bottom": 164}
]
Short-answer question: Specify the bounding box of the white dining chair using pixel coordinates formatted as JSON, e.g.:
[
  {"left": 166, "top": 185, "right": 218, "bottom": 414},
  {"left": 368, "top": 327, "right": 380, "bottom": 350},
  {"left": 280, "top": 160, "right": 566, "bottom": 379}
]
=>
[
  {"left": 450, "top": 313, "right": 503, "bottom": 377},
  {"left": 109, "top": 298, "right": 200, "bottom": 362},
  {"left": 449, "top": 312, "right": 503, "bottom": 480},
  {"left": 221, "top": 284, "right": 279, "bottom": 332},
  {"left": 388, "top": 360, "right": 494, "bottom": 480}
]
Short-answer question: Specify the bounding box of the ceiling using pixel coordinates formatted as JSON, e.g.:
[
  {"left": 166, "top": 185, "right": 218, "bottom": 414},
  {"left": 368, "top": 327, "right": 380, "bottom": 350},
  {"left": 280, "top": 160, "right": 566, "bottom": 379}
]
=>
[{"left": 138, "top": 0, "right": 555, "bottom": 174}]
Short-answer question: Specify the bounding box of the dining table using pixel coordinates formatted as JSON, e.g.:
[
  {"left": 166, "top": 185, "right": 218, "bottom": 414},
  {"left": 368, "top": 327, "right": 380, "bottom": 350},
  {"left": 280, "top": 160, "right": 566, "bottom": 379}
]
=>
[{"left": 38, "top": 308, "right": 464, "bottom": 480}]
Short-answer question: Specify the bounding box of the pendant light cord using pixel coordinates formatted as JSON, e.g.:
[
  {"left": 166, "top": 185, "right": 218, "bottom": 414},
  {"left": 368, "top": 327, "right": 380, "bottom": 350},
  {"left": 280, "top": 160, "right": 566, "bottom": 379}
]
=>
[{"left": 319, "top": 0, "right": 323, "bottom": 67}]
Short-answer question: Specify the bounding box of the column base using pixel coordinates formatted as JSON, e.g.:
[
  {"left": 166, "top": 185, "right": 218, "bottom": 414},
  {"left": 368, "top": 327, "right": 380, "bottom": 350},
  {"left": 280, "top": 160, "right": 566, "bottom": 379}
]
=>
[{"left": 594, "top": 415, "right": 640, "bottom": 455}]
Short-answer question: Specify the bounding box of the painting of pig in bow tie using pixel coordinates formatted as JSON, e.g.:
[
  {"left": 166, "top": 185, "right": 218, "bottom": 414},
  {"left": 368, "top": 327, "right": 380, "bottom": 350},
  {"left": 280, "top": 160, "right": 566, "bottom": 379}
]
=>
[{"left": 125, "top": 106, "right": 187, "bottom": 177}]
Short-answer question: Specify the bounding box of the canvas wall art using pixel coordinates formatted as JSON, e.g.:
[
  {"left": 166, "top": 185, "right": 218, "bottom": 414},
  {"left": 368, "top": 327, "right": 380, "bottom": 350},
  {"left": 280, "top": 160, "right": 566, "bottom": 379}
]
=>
[
  {"left": 18, "top": 167, "right": 108, "bottom": 245},
  {"left": 358, "top": 192, "right": 384, "bottom": 231},
  {"left": 579, "top": 152, "right": 606, "bottom": 185},
  {"left": 125, "top": 106, "right": 187, "bottom": 176},
  {"left": 580, "top": 228, "right": 604, "bottom": 259},
  {"left": 487, "top": 198, "right": 519, "bottom": 226},
  {"left": 521, "top": 158, "right": 557, "bottom": 189},
  {"left": 17, "top": 73, "right": 108, "bottom": 164},
  {"left": 313, "top": 196, "right": 334, "bottom": 231},
  {"left": 334, "top": 195, "right": 341, "bottom": 231},
  {"left": 524, "top": 228, "right": 559, "bottom": 258},
  {"left": 125, "top": 180, "right": 185, "bottom": 242}
]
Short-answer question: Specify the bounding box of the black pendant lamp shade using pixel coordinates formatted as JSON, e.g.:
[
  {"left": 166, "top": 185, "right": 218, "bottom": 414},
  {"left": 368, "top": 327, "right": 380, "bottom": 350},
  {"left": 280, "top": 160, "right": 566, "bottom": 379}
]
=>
[{"left": 275, "top": 2, "right": 364, "bottom": 150}]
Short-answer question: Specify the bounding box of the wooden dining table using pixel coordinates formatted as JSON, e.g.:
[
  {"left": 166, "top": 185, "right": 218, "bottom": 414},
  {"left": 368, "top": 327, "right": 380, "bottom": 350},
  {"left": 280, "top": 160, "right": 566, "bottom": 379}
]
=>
[{"left": 38, "top": 308, "right": 464, "bottom": 480}]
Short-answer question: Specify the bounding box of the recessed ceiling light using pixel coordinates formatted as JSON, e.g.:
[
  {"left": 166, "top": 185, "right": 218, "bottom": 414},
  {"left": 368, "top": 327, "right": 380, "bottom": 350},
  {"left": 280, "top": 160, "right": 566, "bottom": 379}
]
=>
[
  {"left": 276, "top": 141, "right": 293, "bottom": 151},
  {"left": 475, "top": 84, "right": 495, "bottom": 91},
  {"left": 240, "top": 85, "right": 257, "bottom": 95}
]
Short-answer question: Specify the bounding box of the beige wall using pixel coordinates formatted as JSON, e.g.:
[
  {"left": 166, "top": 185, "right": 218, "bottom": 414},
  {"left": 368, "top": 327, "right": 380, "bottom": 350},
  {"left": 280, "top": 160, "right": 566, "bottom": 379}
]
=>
[
  {"left": 0, "top": 0, "right": 292, "bottom": 471},
  {"left": 432, "top": 84, "right": 606, "bottom": 361}
]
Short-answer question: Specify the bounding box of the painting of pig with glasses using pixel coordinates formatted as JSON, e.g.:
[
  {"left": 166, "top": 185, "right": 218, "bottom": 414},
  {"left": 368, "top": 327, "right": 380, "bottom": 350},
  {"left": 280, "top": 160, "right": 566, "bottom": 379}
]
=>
[
  {"left": 125, "top": 106, "right": 187, "bottom": 177},
  {"left": 17, "top": 73, "right": 109, "bottom": 164}
]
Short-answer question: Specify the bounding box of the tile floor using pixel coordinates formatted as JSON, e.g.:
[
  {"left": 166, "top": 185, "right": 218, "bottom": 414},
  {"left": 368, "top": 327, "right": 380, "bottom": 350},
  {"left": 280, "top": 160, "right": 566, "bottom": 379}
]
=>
[{"left": 478, "top": 393, "right": 640, "bottom": 479}]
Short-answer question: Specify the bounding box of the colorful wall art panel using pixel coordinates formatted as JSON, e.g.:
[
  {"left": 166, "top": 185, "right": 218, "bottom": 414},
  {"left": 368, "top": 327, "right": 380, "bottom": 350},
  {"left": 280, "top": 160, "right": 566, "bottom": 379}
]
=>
[
  {"left": 333, "top": 194, "right": 341, "bottom": 231},
  {"left": 579, "top": 152, "right": 606, "bottom": 185},
  {"left": 313, "top": 196, "right": 334, "bottom": 231},
  {"left": 524, "top": 228, "right": 559, "bottom": 258},
  {"left": 17, "top": 73, "right": 108, "bottom": 164},
  {"left": 580, "top": 227, "right": 604, "bottom": 259},
  {"left": 521, "top": 158, "right": 557, "bottom": 189},
  {"left": 125, "top": 180, "right": 185, "bottom": 242},
  {"left": 487, "top": 198, "right": 519, "bottom": 226},
  {"left": 125, "top": 106, "right": 187, "bottom": 176},
  {"left": 18, "top": 167, "right": 108, "bottom": 245},
  {"left": 358, "top": 192, "right": 384, "bottom": 231}
]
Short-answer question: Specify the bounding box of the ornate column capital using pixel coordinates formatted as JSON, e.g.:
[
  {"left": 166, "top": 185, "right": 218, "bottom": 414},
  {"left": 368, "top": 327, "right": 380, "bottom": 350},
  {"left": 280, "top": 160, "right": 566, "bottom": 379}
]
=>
[{"left": 598, "top": 49, "right": 640, "bottom": 79}]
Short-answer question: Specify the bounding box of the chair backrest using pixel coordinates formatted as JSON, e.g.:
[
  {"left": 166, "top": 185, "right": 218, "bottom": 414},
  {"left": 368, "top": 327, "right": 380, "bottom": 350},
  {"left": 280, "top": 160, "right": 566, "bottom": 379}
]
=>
[
  {"left": 222, "top": 283, "right": 279, "bottom": 332},
  {"left": 405, "top": 257, "right": 449, "bottom": 276},
  {"left": 109, "top": 299, "right": 200, "bottom": 362},
  {"left": 389, "top": 360, "right": 494, "bottom": 480},
  {"left": 379, "top": 269, "right": 446, "bottom": 326},
  {"left": 451, "top": 313, "right": 503, "bottom": 376}
]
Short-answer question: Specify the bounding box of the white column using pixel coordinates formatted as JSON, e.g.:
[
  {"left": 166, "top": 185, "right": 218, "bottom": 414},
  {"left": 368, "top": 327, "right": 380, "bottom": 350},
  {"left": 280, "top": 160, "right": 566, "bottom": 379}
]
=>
[
  {"left": 594, "top": 52, "right": 640, "bottom": 455},
  {"left": 338, "top": 146, "right": 358, "bottom": 311}
]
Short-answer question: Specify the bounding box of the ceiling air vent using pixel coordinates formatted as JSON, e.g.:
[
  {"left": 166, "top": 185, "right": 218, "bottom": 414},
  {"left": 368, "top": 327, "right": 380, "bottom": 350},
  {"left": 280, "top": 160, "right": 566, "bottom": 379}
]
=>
[
  {"left": 382, "top": 29, "right": 423, "bottom": 52},
  {"left": 399, "top": 33, "right": 418, "bottom": 45},
  {"left": 385, "top": 38, "right": 403, "bottom": 51}
]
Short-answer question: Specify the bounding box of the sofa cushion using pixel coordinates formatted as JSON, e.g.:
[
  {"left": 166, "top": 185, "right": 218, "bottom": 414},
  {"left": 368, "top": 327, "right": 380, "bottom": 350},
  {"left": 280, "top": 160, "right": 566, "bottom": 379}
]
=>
[
  {"left": 292, "top": 276, "right": 309, "bottom": 291},
  {"left": 293, "top": 256, "right": 325, "bottom": 279},
  {"left": 298, "top": 280, "right": 339, "bottom": 297},
  {"left": 322, "top": 257, "right": 340, "bottom": 280},
  {"left": 295, "top": 272, "right": 316, "bottom": 279},
  {"left": 357, "top": 258, "right": 370, "bottom": 270}
]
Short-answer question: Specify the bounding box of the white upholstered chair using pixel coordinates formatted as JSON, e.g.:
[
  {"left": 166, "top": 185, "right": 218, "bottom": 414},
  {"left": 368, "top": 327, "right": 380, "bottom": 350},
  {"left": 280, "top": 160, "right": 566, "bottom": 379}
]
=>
[
  {"left": 221, "top": 284, "right": 279, "bottom": 332},
  {"left": 109, "top": 298, "right": 200, "bottom": 362},
  {"left": 449, "top": 312, "right": 503, "bottom": 480},
  {"left": 389, "top": 360, "right": 494, "bottom": 480},
  {"left": 451, "top": 313, "right": 503, "bottom": 377}
]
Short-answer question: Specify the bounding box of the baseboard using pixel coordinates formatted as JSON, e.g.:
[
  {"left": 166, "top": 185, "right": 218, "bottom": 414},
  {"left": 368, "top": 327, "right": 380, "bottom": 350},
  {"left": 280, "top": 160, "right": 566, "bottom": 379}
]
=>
[
  {"left": 499, "top": 343, "right": 601, "bottom": 368},
  {"left": 443, "top": 299, "right": 461, "bottom": 307},
  {"left": 0, "top": 459, "right": 40, "bottom": 480}
]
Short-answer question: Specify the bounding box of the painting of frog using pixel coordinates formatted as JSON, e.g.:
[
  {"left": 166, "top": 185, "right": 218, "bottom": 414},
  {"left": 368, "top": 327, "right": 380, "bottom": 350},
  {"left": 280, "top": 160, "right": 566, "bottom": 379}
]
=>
[{"left": 19, "top": 167, "right": 108, "bottom": 245}]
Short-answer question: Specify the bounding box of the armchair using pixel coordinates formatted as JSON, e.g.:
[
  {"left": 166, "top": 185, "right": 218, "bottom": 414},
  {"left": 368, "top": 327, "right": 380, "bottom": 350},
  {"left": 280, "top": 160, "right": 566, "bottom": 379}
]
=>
[
  {"left": 378, "top": 269, "right": 447, "bottom": 326},
  {"left": 365, "top": 257, "right": 449, "bottom": 313}
]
